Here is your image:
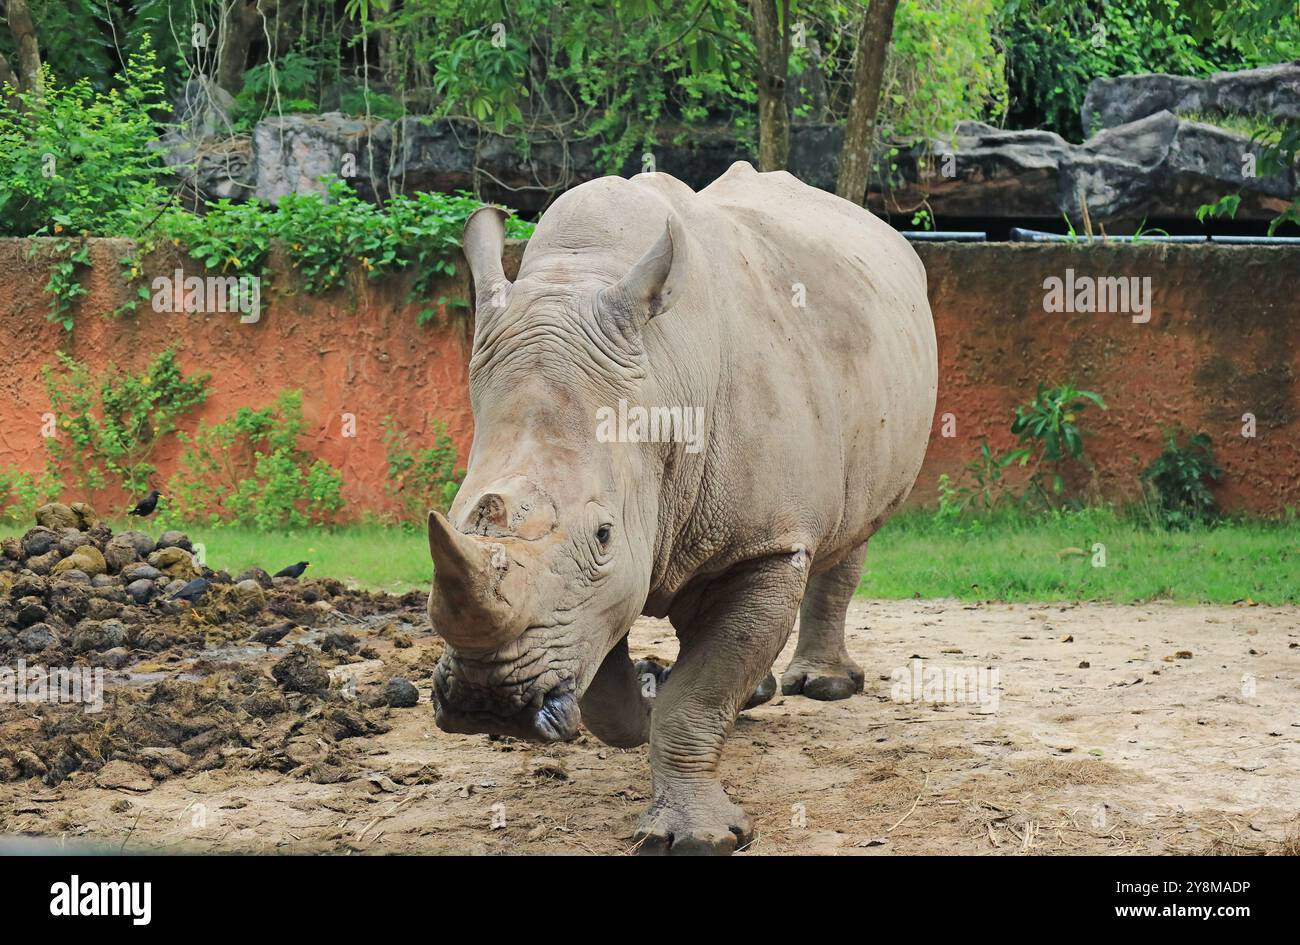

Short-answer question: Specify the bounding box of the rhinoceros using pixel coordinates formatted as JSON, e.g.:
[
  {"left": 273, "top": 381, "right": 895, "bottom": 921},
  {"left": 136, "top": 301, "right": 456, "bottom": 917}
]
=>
[{"left": 427, "top": 161, "right": 937, "bottom": 854}]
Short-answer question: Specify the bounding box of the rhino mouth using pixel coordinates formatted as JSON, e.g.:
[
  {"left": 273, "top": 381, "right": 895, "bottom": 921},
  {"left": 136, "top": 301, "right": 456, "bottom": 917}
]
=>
[{"left": 432, "top": 650, "right": 582, "bottom": 743}]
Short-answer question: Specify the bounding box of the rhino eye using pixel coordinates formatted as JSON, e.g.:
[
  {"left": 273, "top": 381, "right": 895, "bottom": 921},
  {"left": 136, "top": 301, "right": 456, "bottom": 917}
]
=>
[{"left": 595, "top": 524, "right": 612, "bottom": 547}]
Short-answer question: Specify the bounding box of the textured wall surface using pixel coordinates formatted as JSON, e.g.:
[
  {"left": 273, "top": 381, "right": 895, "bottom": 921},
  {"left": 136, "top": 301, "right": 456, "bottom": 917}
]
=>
[
  {"left": 915, "top": 242, "right": 1299, "bottom": 512},
  {"left": 1, "top": 238, "right": 1296, "bottom": 516}
]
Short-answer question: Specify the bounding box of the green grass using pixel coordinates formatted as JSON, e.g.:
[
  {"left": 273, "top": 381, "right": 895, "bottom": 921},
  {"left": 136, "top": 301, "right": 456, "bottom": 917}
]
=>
[
  {"left": 106, "top": 520, "right": 433, "bottom": 595},
  {"left": 86, "top": 508, "right": 1300, "bottom": 604},
  {"left": 860, "top": 508, "right": 1300, "bottom": 605}
]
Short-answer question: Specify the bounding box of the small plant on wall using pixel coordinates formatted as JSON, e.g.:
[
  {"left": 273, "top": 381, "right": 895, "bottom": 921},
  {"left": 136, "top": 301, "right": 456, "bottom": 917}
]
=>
[
  {"left": 382, "top": 417, "right": 464, "bottom": 523},
  {"left": 41, "top": 347, "right": 210, "bottom": 505},
  {"left": 932, "top": 381, "right": 1107, "bottom": 523},
  {"left": 1140, "top": 429, "right": 1223, "bottom": 530},
  {"left": 165, "top": 390, "right": 344, "bottom": 530},
  {"left": 1010, "top": 382, "right": 1107, "bottom": 508}
]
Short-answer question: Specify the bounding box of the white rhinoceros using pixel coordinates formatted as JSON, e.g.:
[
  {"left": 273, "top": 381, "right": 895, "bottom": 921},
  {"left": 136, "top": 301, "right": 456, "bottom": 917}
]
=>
[{"left": 427, "top": 161, "right": 937, "bottom": 854}]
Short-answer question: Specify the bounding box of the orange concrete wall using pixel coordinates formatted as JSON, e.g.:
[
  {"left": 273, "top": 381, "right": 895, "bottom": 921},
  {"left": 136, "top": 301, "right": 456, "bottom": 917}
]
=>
[
  {"left": 1, "top": 238, "right": 1297, "bottom": 517},
  {"left": 915, "top": 243, "right": 1300, "bottom": 513}
]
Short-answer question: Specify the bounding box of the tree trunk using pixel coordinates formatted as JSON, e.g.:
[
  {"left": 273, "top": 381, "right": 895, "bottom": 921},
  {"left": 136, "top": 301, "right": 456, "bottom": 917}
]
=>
[
  {"left": 216, "top": 1, "right": 262, "bottom": 95},
  {"left": 0, "top": 50, "right": 18, "bottom": 101},
  {"left": 836, "top": 0, "right": 900, "bottom": 206},
  {"left": 5, "top": 0, "right": 43, "bottom": 100},
  {"left": 749, "top": 0, "right": 791, "bottom": 171}
]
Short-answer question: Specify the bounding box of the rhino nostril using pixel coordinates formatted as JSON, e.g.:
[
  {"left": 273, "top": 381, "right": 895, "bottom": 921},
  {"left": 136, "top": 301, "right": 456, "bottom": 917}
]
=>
[
  {"left": 461, "top": 477, "right": 557, "bottom": 539},
  {"left": 470, "top": 492, "right": 509, "bottom": 532}
]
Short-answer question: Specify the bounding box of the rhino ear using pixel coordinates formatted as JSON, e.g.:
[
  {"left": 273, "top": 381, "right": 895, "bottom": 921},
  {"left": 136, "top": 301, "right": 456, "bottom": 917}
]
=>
[
  {"left": 463, "top": 206, "right": 514, "bottom": 313},
  {"left": 596, "top": 214, "right": 686, "bottom": 334}
]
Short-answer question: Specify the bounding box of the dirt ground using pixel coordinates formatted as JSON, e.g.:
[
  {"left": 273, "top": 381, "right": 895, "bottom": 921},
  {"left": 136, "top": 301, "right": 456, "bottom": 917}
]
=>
[{"left": 3, "top": 598, "right": 1298, "bottom": 855}]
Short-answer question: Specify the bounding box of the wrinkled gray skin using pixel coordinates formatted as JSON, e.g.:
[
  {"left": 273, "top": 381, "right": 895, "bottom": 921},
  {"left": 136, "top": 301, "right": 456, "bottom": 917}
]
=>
[{"left": 428, "top": 161, "right": 937, "bottom": 854}]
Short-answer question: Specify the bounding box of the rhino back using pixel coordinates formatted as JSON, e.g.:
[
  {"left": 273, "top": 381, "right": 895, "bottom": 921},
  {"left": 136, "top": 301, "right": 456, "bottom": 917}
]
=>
[
  {"left": 513, "top": 165, "right": 936, "bottom": 594},
  {"left": 662, "top": 163, "right": 936, "bottom": 578}
]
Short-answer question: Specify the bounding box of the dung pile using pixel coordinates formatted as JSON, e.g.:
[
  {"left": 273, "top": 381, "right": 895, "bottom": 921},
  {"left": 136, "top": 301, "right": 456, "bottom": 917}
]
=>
[
  {"left": 0, "top": 502, "right": 425, "bottom": 668},
  {"left": 0, "top": 503, "right": 435, "bottom": 790}
]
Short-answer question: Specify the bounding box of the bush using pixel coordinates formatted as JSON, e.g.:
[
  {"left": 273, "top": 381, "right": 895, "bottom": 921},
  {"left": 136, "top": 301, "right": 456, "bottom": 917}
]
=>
[
  {"left": 0, "top": 467, "right": 62, "bottom": 526},
  {"left": 137, "top": 179, "right": 535, "bottom": 324},
  {"left": 382, "top": 417, "right": 463, "bottom": 522},
  {"left": 166, "top": 390, "right": 344, "bottom": 530},
  {"left": 1141, "top": 430, "right": 1223, "bottom": 529},
  {"left": 41, "top": 347, "right": 209, "bottom": 501},
  {"left": 1000, "top": 0, "right": 1226, "bottom": 139},
  {"left": 0, "top": 40, "right": 169, "bottom": 238}
]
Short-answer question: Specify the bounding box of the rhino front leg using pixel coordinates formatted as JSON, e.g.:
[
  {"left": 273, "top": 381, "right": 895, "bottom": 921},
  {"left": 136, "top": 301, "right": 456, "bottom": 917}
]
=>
[
  {"left": 782, "top": 540, "right": 867, "bottom": 701},
  {"left": 579, "top": 636, "right": 653, "bottom": 748},
  {"left": 634, "top": 554, "right": 808, "bottom": 855}
]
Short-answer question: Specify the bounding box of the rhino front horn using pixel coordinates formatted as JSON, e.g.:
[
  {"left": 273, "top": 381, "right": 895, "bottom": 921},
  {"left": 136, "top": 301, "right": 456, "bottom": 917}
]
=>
[{"left": 426, "top": 510, "right": 532, "bottom": 653}]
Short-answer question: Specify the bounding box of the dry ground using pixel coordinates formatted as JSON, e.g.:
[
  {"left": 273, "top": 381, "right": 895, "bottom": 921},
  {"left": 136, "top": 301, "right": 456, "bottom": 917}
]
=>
[{"left": 3, "top": 599, "right": 1298, "bottom": 855}]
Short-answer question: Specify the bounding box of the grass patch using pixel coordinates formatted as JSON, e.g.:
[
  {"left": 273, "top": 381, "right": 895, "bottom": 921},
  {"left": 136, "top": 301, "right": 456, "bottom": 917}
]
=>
[
  {"left": 102, "top": 520, "right": 432, "bottom": 595},
  {"left": 860, "top": 507, "right": 1300, "bottom": 604},
  {"left": 94, "top": 507, "right": 1300, "bottom": 604}
]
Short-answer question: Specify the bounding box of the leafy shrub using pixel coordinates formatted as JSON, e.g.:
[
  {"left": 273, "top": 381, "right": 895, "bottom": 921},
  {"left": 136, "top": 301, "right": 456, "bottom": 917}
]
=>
[
  {"left": 1141, "top": 430, "right": 1223, "bottom": 529},
  {"left": 1010, "top": 382, "right": 1106, "bottom": 506},
  {"left": 0, "top": 467, "right": 62, "bottom": 526},
  {"left": 1000, "top": 0, "right": 1225, "bottom": 140},
  {"left": 0, "top": 40, "right": 170, "bottom": 327},
  {"left": 135, "top": 179, "right": 534, "bottom": 324},
  {"left": 41, "top": 348, "right": 209, "bottom": 501},
  {"left": 230, "top": 52, "right": 323, "bottom": 132},
  {"left": 933, "top": 382, "right": 1106, "bottom": 522},
  {"left": 166, "top": 390, "right": 344, "bottom": 530},
  {"left": 382, "top": 417, "right": 463, "bottom": 522},
  {"left": 0, "top": 40, "right": 169, "bottom": 237}
]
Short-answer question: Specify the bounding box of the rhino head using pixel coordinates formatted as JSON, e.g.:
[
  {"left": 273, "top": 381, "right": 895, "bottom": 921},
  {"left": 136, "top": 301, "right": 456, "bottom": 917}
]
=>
[{"left": 428, "top": 199, "right": 689, "bottom": 742}]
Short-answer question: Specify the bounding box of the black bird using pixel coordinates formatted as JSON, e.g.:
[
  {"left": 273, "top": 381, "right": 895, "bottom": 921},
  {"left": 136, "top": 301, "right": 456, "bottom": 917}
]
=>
[
  {"left": 168, "top": 576, "right": 210, "bottom": 603},
  {"left": 129, "top": 490, "right": 161, "bottom": 517},
  {"left": 274, "top": 561, "right": 309, "bottom": 580},
  {"left": 249, "top": 622, "right": 294, "bottom": 650}
]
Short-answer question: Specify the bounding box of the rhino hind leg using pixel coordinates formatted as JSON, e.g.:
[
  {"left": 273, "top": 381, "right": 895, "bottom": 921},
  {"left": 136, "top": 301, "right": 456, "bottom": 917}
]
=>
[
  {"left": 634, "top": 553, "right": 808, "bottom": 855},
  {"left": 781, "top": 541, "right": 868, "bottom": 701}
]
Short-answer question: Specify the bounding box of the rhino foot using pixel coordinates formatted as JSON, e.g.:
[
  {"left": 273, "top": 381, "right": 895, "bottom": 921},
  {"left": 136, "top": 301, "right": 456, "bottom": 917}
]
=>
[
  {"left": 636, "top": 661, "right": 775, "bottom": 711},
  {"left": 633, "top": 658, "right": 671, "bottom": 692},
  {"left": 632, "top": 783, "right": 754, "bottom": 856},
  {"left": 743, "top": 671, "right": 777, "bottom": 709},
  {"left": 781, "top": 657, "right": 864, "bottom": 701}
]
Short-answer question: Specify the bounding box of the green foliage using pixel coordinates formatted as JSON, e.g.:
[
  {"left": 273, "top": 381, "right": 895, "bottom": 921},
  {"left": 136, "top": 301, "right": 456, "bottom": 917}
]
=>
[
  {"left": 1010, "top": 382, "right": 1106, "bottom": 506},
  {"left": 30, "top": 237, "right": 92, "bottom": 330},
  {"left": 1012, "top": 382, "right": 1106, "bottom": 465},
  {"left": 1001, "top": 0, "right": 1233, "bottom": 140},
  {"left": 41, "top": 348, "right": 210, "bottom": 500},
  {"left": 166, "top": 390, "right": 344, "bottom": 530},
  {"left": 1140, "top": 429, "right": 1223, "bottom": 530},
  {"left": 0, "top": 467, "right": 63, "bottom": 526},
  {"left": 118, "top": 180, "right": 533, "bottom": 321},
  {"left": 934, "top": 440, "right": 1032, "bottom": 524},
  {"left": 382, "top": 417, "right": 464, "bottom": 522},
  {"left": 934, "top": 382, "right": 1106, "bottom": 525},
  {"left": 230, "top": 52, "right": 323, "bottom": 131},
  {"left": 1197, "top": 192, "right": 1242, "bottom": 224},
  {"left": 0, "top": 41, "right": 169, "bottom": 237},
  {"left": 877, "top": 0, "right": 1008, "bottom": 143}
]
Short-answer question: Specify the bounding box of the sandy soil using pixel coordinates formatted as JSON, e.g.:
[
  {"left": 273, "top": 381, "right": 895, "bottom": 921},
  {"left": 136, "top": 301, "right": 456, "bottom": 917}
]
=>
[{"left": 3, "top": 599, "right": 1298, "bottom": 855}]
